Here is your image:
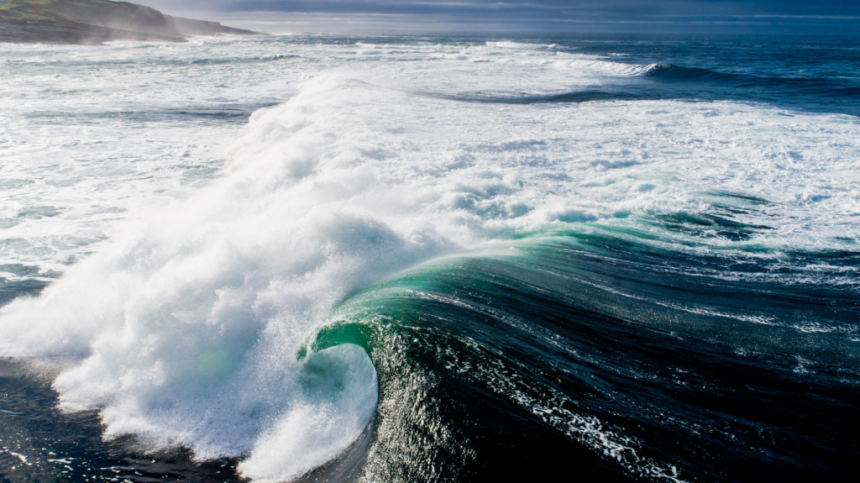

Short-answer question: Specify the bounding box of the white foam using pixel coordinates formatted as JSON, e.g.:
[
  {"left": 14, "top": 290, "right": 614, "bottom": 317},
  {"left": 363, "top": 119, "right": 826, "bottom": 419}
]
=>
[{"left": 239, "top": 344, "right": 377, "bottom": 482}]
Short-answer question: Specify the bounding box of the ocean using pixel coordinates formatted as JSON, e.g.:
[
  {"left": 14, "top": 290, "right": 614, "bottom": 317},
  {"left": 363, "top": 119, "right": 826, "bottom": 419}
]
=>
[{"left": 1, "top": 33, "right": 859, "bottom": 482}]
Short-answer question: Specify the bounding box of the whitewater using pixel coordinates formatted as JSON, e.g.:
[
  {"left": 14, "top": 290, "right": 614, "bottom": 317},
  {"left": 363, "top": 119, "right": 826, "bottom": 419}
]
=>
[{"left": 1, "top": 35, "right": 859, "bottom": 482}]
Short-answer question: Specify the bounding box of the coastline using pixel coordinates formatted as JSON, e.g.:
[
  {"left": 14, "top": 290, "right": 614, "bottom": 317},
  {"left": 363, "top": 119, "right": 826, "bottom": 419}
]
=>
[{"left": 0, "top": 0, "right": 261, "bottom": 45}]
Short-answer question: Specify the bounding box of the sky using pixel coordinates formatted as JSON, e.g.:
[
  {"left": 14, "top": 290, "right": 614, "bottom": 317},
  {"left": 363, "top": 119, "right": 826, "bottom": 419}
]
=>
[{"left": 135, "top": 0, "right": 860, "bottom": 35}]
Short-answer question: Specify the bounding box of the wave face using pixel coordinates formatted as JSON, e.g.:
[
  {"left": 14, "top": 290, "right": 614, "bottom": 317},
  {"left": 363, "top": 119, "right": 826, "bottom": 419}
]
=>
[
  {"left": 1, "top": 35, "right": 860, "bottom": 482},
  {"left": 314, "top": 233, "right": 860, "bottom": 482}
]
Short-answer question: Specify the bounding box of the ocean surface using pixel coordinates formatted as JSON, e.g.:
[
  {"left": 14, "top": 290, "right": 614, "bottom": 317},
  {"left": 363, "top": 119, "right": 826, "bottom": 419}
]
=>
[{"left": 1, "top": 33, "right": 860, "bottom": 482}]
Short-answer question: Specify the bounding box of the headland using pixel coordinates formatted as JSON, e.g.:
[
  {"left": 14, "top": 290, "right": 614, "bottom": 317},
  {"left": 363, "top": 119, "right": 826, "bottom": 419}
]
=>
[{"left": 0, "top": 0, "right": 260, "bottom": 45}]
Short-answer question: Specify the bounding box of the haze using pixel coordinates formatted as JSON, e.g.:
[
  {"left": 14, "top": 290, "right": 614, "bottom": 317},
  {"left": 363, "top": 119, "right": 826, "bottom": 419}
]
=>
[{"left": 131, "top": 0, "right": 860, "bottom": 35}]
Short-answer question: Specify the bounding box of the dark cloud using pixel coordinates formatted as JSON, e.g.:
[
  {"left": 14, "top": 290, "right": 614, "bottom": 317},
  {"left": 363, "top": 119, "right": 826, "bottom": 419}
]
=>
[{"left": 136, "top": 1, "right": 860, "bottom": 34}]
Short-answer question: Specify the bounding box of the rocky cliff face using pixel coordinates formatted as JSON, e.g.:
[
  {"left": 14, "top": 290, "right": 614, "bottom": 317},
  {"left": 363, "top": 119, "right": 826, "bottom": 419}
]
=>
[{"left": 0, "top": 0, "right": 259, "bottom": 44}]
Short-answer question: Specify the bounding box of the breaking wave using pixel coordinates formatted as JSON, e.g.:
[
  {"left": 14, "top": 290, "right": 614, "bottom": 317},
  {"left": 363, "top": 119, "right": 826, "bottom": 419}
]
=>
[{"left": 1, "top": 35, "right": 860, "bottom": 482}]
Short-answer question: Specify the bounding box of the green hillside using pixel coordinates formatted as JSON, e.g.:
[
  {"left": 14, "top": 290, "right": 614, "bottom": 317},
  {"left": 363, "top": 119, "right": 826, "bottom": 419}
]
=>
[
  {"left": 2, "top": 0, "right": 166, "bottom": 27},
  {"left": 0, "top": 0, "right": 258, "bottom": 44}
]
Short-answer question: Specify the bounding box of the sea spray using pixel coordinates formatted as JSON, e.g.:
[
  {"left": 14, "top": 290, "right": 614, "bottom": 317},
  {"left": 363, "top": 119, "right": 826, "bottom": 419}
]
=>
[{"left": 0, "top": 75, "right": 454, "bottom": 480}]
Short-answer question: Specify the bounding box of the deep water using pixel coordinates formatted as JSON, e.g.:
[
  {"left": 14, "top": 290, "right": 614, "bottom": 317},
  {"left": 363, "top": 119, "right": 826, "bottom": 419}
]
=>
[{"left": 1, "top": 33, "right": 859, "bottom": 482}]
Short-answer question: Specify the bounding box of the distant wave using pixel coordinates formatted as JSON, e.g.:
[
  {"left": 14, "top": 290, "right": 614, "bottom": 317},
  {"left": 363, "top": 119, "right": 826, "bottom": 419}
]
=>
[
  {"left": 418, "top": 90, "right": 664, "bottom": 105},
  {"left": 421, "top": 62, "right": 860, "bottom": 112},
  {"left": 644, "top": 63, "right": 740, "bottom": 83},
  {"left": 645, "top": 63, "right": 860, "bottom": 99}
]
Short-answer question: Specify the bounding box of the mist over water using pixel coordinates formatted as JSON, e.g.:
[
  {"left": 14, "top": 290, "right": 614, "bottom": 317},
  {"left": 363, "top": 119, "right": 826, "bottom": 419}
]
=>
[{"left": 1, "top": 35, "right": 859, "bottom": 482}]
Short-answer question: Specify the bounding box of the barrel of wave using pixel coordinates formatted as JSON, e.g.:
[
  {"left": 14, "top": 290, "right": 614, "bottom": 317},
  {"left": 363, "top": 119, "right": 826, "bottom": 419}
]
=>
[{"left": 239, "top": 343, "right": 378, "bottom": 482}]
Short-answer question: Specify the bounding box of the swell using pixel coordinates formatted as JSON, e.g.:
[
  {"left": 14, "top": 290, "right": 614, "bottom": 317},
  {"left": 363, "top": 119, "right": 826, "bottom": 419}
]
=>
[
  {"left": 24, "top": 102, "right": 278, "bottom": 123},
  {"left": 644, "top": 64, "right": 860, "bottom": 98},
  {"left": 422, "top": 62, "right": 860, "bottom": 115},
  {"left": 644, "top": 63, "right": 860, "bottom": 102},
  {"left": 306, "top": 230, "right": 860, "bottom": 482},
  {"left": 418, "top": 89, "right": 670, "bottom": 105}
]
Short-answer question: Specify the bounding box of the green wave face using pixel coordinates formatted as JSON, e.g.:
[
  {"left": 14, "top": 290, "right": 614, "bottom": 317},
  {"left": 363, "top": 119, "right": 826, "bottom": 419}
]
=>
[{"left": 303, "top": 231, "right": 860, "bottom": 482}]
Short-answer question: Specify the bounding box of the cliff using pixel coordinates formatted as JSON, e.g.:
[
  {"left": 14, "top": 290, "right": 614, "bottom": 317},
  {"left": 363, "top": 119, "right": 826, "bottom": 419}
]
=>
[{"left": 0, "top": 0, "right": 260, "bottom": 44}]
